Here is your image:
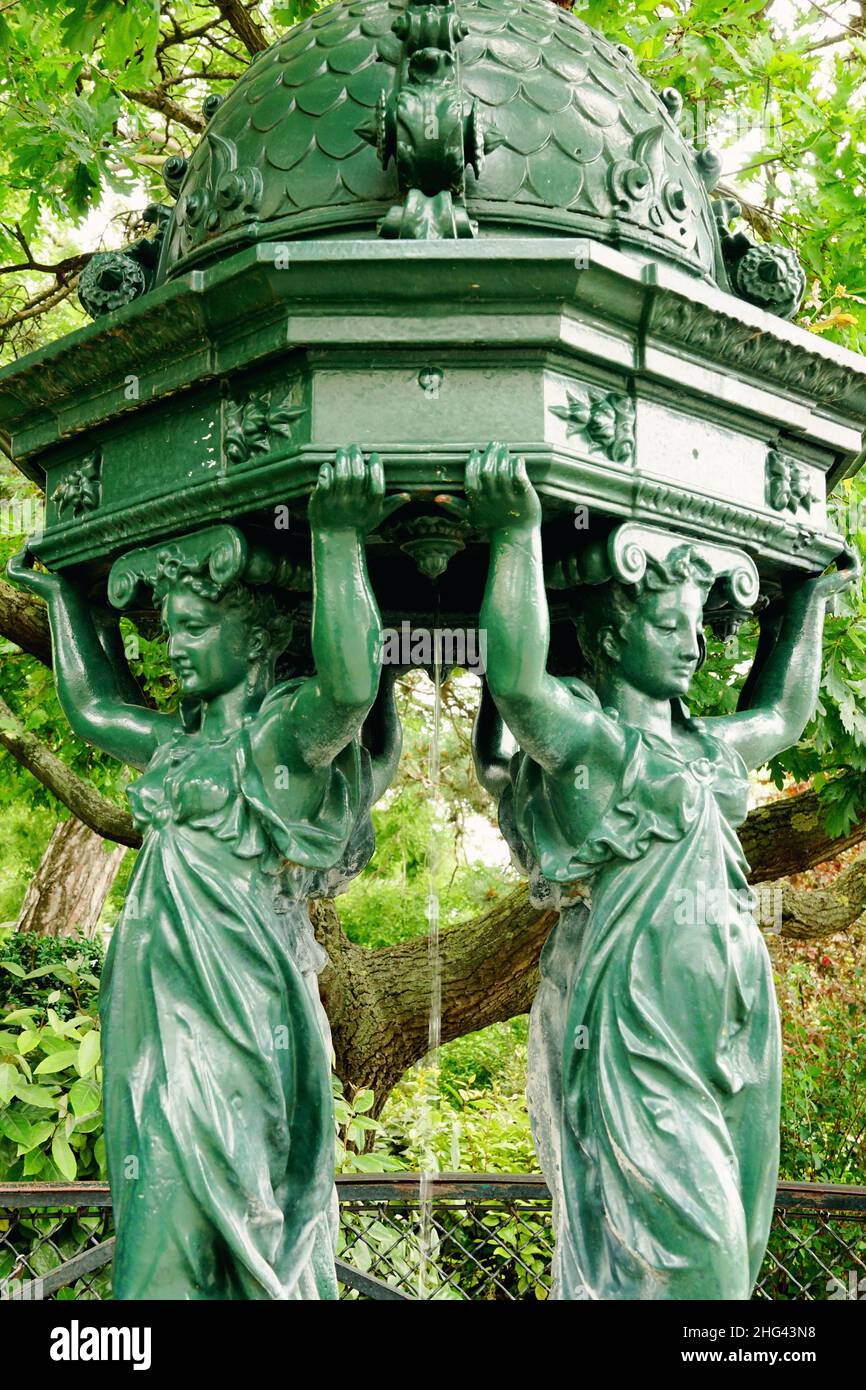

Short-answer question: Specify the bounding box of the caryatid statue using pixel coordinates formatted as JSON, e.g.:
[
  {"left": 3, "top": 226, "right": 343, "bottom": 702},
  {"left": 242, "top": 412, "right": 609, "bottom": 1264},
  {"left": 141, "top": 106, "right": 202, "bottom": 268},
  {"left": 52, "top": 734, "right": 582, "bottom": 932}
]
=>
[
  {"left": 466, "top": 442, "right": 857, "bottom": 1301},
  {"left": 8, "top": 447, "right": 402, "bottom": 1301}
]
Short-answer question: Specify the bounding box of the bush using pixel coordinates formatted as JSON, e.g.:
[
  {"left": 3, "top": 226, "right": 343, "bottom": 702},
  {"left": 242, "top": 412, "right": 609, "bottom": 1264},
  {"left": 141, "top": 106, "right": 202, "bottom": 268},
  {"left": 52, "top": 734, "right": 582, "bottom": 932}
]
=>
[
  {"left": 0, "top": 948, "right": 105, "bottom": 1184},
  {"left": 0, "top": 932, "right": 103, "bottom": 1016}
]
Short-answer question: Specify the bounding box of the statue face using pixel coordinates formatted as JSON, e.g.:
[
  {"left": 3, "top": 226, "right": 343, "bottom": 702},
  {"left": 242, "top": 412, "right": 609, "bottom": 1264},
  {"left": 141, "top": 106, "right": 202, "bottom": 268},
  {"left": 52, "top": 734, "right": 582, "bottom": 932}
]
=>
[
  {"left": 613, "top": 581, "right": 705, "bottom": 699},
  {"left": 164, "top": 588, "right": 250, "bottom": 699}
]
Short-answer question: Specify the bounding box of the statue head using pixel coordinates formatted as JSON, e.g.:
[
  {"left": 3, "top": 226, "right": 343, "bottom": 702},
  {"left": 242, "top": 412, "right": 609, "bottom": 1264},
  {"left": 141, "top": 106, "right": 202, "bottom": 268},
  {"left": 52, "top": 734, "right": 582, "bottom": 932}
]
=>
[
  {"left": 108, "top": 526, "right": 303, "bottom": 719},
  {"left": 571, "top": 544, "right": 714, "bottom": 700},
  {"left": 152, "top": 552, "right": 294, "bottom": 703}
]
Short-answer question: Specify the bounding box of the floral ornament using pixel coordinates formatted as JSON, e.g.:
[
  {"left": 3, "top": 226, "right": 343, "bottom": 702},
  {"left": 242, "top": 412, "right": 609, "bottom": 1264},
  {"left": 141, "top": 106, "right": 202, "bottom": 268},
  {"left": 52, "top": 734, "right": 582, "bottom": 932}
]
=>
[
  {"left": 765, "top": 449, "right": 815, "bottom": 514},
  {"left": 609, "top": 126, "right": 692, "bottom": 247},
  {"left": 551, "top": 387, "right": 635, "bottom": 464},
  {"left": 78, "top": 252, "right": 147, "bottom": 320},
  {"left": 713, "top": 199, "right": 807, "bottom": 322},
  {"left": 51, "top": 452, "right": 102, "bottom": 520},
  {"left": 729, "top": 244, "right": 806, "bottom": 321},
  {"left": 223, "top": 388, "right": 305, "bottom": 465},
  {"left": 394, "top": 513, "right": 468, "bottom": 579}
]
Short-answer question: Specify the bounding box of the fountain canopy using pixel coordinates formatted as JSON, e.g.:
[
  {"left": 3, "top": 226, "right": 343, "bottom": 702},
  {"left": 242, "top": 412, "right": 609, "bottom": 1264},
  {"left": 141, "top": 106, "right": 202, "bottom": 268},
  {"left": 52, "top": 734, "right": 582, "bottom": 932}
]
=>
[
  {"left": 156, "top": 0, "right": 724, "bottom": 285},
  {"left": 1, "top": 0, "right": 865, "bottom": 657}
]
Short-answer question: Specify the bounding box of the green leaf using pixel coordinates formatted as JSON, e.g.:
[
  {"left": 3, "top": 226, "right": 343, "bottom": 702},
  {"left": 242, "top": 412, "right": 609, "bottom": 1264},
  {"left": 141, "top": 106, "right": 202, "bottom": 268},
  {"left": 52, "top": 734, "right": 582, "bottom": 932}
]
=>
[
  {"left": 0, "top": 1062, "right": 19, "bottom": 1105},
  {"left": 51, "top": 1128, "right": 77, "bottom": 1181},
  {"left": 352, "top": 1152, "right": 391, "bottom": 1173},
  {"left": 15, "top": 1119, "right": 54, "bottom": 1154},
  {"left": 0, "top": 1111, "right": 33, "bottom": 1145},
  {"left": 70, "top": 1110, "right": 102, "bottom": 1134},
  {"left": 76, "top": 1030, "right": 101, "bottom": 1076},
  {"left": 69, "top": 1077, "right": 100, "bottom": 1117},
  {"left": 22, "top": 1148, "right": 47, "bottom": 1177},
  {"left": 34, "top": 1051, "right": 79, "bottom": 1075},
  {"left": 14, "top": 1083, "right": 59, "bottom": 1109}
]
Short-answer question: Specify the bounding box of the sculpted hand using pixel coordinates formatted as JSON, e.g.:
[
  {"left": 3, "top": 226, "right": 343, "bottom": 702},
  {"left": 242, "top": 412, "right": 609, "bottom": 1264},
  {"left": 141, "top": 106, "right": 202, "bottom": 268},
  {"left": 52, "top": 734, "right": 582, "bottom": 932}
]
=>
[
  {"left": 464, "top": 443, "right": 542, "bottom": 534},
  {"left": 308, "top": 445, "right": 408, "bottom": 535},
  {"left": 6, "top": 547, "right": 65, "bottom": 602},
  {"left": 794, "top": 544, "right": 862, "bottom": 603}
]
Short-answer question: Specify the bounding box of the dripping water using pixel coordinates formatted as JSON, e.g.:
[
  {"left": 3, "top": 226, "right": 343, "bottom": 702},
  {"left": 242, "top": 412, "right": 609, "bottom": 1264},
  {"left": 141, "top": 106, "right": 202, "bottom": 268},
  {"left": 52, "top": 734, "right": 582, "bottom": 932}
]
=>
[{"left": 418, "top": 608, "right": 443, "bottom": 1299}]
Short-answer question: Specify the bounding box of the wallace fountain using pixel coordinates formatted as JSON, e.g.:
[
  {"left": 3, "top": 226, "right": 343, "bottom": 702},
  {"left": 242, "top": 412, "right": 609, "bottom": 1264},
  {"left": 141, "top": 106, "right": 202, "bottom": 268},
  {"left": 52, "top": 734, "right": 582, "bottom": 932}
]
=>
[{"left": 2, "top": 0, "right": 866, "bottom": 1301}]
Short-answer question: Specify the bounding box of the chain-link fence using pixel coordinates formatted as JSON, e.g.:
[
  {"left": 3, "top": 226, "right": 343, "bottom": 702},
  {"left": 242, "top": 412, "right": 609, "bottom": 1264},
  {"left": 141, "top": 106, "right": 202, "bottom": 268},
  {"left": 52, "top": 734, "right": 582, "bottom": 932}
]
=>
[{"left": 2, "top": 1177, "right": 865, "bottom": 1301}]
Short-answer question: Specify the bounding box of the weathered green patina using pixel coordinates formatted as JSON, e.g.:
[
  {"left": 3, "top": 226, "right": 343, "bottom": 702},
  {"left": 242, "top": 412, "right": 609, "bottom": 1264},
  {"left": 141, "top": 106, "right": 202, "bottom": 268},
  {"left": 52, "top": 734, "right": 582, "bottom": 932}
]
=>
[
  {"left": 8, "top": 453, "right": 400, "bottom": 1299},
  {"left": 468, "top": 443, "right": 857, "bottom": 1298},
  {"left": 3, "top": 0, "right": 866, "bottom": 1303}
]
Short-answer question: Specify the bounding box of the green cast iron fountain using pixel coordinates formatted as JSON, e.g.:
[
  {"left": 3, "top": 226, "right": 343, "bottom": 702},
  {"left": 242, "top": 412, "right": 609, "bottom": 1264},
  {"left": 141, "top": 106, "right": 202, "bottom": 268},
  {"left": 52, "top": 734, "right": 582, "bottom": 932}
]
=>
[{"left": 3, "top": 0, "right": 866, "bottom": 1301}]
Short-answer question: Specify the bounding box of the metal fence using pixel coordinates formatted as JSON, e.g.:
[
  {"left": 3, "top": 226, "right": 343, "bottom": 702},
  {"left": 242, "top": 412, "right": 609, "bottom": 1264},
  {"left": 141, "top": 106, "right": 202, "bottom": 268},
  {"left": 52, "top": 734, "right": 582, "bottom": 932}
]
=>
[{"left": 2, "top": 1176, "right": 865, "bottom": 1301}]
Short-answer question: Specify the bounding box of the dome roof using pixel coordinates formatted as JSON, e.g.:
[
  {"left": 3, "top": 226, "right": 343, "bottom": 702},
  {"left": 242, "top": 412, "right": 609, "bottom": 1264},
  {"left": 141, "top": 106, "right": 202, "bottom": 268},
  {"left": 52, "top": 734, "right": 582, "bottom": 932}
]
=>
[{"left": 156, "top": 0, "right": 725, "bottom": 285}]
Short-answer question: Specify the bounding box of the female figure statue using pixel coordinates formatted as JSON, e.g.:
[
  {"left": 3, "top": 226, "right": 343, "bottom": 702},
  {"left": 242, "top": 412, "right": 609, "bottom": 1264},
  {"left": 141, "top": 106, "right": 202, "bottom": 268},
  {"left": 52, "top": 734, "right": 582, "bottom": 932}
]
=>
[
  {"left": 8, "top": 447, "right": 396, "bottom": 1301},
  {"left": 466, "top": 442, "right": 856, "bottom": 1300}
]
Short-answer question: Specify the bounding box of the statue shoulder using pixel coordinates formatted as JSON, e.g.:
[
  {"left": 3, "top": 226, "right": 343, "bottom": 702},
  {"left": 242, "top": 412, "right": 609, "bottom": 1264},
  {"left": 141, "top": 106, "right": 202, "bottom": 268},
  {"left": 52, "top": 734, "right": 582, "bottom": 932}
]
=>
[{"left": 256, "top": 677, "right": 308, "bottom": 718}]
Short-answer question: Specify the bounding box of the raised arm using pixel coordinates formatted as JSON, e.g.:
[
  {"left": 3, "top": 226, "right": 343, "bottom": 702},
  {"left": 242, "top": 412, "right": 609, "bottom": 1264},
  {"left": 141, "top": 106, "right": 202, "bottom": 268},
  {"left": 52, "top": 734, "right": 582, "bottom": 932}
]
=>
[
  {"left": 468, "top": 443, "right": 611, "bottom": 775},
  {"left": 6, "top": 550, "right": 176, "bottom": 770},
  {"left": 256, "top": 446, "right": 402, "bottom": 772},
  {"left": 708, "top": 551, "right": 860, "bottom": 769}
]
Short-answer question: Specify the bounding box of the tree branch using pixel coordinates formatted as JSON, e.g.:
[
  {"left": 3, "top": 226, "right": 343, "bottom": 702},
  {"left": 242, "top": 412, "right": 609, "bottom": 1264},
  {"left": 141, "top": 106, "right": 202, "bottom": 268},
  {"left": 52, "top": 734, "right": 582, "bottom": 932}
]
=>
[
  {"left": 0, "top": 696, "right": 141, "bottom": 848},
  {"left": 804, "top": 0, "right": 864, "bottom": 41},
  {"left": 213, "top": 1, "right": 269, "bottom": 56},
  {"left": 121, "top": 86, "right": 204, "bottom": 132},
  {"left": 0, "top": 278, "right": 80, "bottom": 338},
  {"left": 767, "top": 851, "right": 866, "bottom": 939},
  {"left": 0, "top": 578, "right": 51, "bottom": 665},
  {"left": 739, "top": 788, "right": 866, "bottom": 881},
  {"left": 313, "top": 886, "right": 556, "bottom": 1107}
]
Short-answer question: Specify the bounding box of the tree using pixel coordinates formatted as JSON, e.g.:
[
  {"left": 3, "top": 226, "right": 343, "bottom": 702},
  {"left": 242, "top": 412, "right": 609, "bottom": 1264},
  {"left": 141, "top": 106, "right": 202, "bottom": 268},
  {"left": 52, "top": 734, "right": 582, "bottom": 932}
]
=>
[
  {"left": 14, "top": 815, "right": 125, "bottom": 937},
  {"left": 1, "top": 0, "right": 866, "bottom": 1107}
]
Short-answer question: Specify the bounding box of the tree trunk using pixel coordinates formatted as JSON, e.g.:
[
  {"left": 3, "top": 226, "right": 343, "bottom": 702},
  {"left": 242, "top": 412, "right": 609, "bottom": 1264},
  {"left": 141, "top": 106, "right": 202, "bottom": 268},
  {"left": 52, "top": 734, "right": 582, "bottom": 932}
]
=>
[
  {"left": 313, "top": 888, "right": 558, "bottom": 1111},
  {"left": 315, "top": 834, "right": 866, "bottom": 1108},
  {"left": 15, "top": 816, "right": 125, "bottom": 938}
]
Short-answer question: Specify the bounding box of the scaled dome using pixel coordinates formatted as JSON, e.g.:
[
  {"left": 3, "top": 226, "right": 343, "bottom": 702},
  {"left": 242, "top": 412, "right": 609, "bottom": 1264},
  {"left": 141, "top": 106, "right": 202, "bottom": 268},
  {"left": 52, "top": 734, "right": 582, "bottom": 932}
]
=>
[{"left": 156, "top": 0, "right": 725, "bottom": 286}]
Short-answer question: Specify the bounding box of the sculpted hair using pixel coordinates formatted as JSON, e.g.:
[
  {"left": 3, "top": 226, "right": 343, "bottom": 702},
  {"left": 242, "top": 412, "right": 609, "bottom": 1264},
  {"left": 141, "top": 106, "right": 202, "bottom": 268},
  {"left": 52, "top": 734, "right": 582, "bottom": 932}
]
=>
[
  {"left": 571, "top": 544, "right": 714, "bottom": 686},
  {"left": 153, "top": 553, "right": 295, "bottom": 662}
]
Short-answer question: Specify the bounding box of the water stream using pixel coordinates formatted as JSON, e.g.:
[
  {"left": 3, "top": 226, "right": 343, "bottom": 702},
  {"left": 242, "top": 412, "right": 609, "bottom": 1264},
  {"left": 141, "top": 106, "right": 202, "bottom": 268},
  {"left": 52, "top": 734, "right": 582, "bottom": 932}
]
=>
[{"left": 417, "top": 632, "right": 443, "bottom": 1299}]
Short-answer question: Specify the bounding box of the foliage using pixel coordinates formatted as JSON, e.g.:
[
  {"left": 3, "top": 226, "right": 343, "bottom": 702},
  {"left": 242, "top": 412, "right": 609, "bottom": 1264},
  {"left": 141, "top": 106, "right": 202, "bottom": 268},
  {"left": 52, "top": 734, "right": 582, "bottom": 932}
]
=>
[
  {"left": 0, "top": 946, "right": 105, "bottom": 1184},
  {"left": 338, "top": 673, "right": 514, "bottom": 948},
  {"left": 333, "top": 1076, "right": 405, "bottom": 1174},
  {"left": 0, "top": 930, "right": 103, "bottom": 1014},
  {"left": 775, "top": 925, "right": 866, "bottom": 1184},
  {"left": 0, "top": 801, "right": 56, "bottom": 924}
]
